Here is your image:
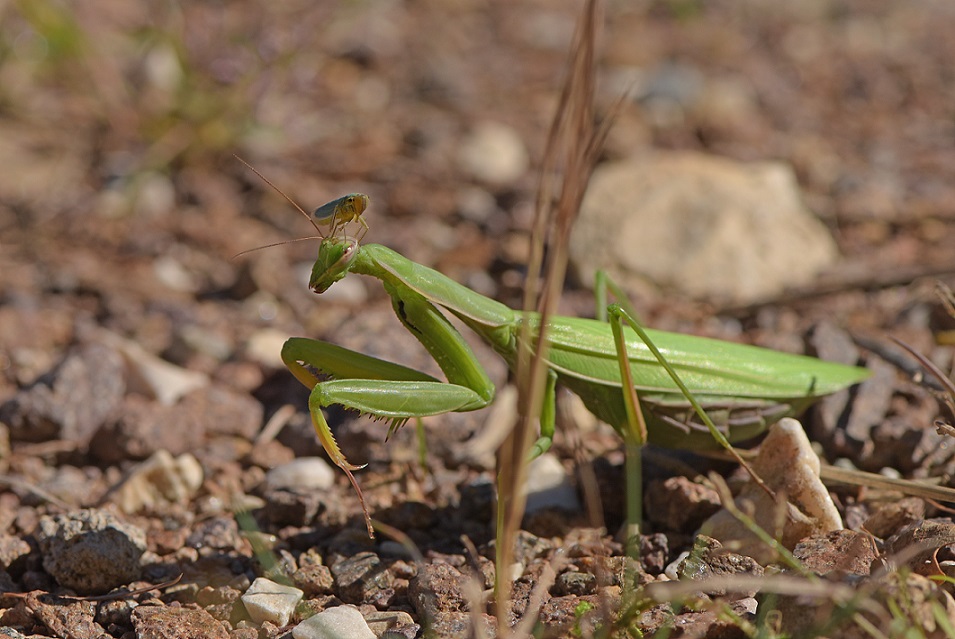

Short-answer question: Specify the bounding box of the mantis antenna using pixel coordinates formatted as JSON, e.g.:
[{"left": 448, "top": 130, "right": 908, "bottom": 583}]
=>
[
  {"left": 233, "top": 154, "right": 326, "bottom": 238},
  {"left": 232, "top": 235, "right": 325, "bottom": 259},
  {"left": 233, "top": 155, "right": 371, "bottom": 253}
]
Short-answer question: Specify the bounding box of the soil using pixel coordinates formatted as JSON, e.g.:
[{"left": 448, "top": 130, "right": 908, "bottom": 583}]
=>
[{"left": 2, "top": 1, "right": 955, "bottom": 637}]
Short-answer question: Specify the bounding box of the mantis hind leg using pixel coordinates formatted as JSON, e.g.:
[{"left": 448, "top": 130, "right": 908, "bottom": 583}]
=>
[
  {"left": 595, "top": 270, "right": 740, "bottom": 450},
  {"left": 528, "top": 369, "right": 558, "bottom": 459}
]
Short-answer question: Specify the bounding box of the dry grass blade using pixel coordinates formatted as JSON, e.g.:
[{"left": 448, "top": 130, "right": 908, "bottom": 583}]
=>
[
  {"left": 1, "top": 574, "right": 184, "bottom": 602},
  {"left": 890, "top": 335, "right": 955, "bottom": 420},
  {"left": 704, "top": 445, "right": 955, "bottom": 504},
  {"left": 821, "top": 463, "right": 955, "bottom": 504},
  {"left": 645, "top": 572, "right": 857, "bottom": 603},
  {"left": 494, "top": 0, "right": 610, "bottom": 632}
]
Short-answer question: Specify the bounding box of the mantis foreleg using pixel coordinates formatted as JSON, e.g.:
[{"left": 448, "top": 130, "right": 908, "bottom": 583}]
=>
[{"left": 281, "top": 283, "right": 498, "bottom": 535}]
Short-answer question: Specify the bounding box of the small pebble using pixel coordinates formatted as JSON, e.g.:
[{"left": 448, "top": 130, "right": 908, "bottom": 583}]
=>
[
  {"left": 292, "top": 605, "right": 375, "bottom": 639},
  {"left": 241, "top": 577, "right": 304, "bottom": 627},
  {"left": 154, "top": 256, "right": 199, "bottom": 293},
  {"left": 131, "top": 605, "right": 228, "bottom": 639},
  {"left": 363, "top": 610, "right": 416, "bottom": 636},
  {"left": 112, "top": 449, "right": 204, "bottom": 514},
  {"left": 264, "top": 458, "right": 336, "bottom": 492},
  {"left": 100, "top": 330, "right": 208, "bottom": 405},
  {"left": 700, "top": 418, "right": 842, "bottom": 563},
  {"left": 245, "top": 329, "right": 291, "bottom": 369},
  {"left": 524, "top": 453, "right": 580, "bottom": 513},
  {"left": 331, "top": 551, "right": 394, "bottom": 605},
  {"left": 457, "top": 121, "right": 529, "bottom": 185}
]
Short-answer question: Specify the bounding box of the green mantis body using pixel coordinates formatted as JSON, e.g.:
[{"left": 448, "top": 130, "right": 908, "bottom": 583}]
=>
[{"left": 283, "top": 236, "right": 870, "bottom": 532}]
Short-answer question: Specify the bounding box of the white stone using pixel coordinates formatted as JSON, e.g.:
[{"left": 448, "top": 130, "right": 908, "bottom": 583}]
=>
[
  {"left": 153, "top": 255, "right": 198, "bottom": 293},
  {"left": 524, "top": 453, "right": 581, "bottom": 513},
  {"left": 457, "top": 121, "right": 529, "bottom": 185},
  {"left": 113, "top": 450, "right": 204, "bottom": 514},
  {"left": 265, "top": 457, "right": 336, "bottom": 492},
  {"left": 97, "top": 330, "right": 208, "bottom": 405},
  {"left": 241, "top": 577, "right": 304, "bottom": 627},
  {"left": 292, "top": 605, "right": 375, "bottom": 639},
  {"left": 144, "top": 42, "right": 183, "bottom": 92},
  {"left": 245, "top": 328, "right": 290, "bottom": 370},
  {"left": 455, "top": 384, "right": 517, "bottom": 469},
  {"left": 699, "top": 418, "right": 843, "bottom": 563},
  {"left": 571, "top": 152, "right": 840, "bottom": 305},
  {"left": 133, "top": 171, "right": 176, "bottom": 217}
]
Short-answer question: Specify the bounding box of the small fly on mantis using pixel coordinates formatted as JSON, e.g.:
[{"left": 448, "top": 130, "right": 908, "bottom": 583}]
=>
[
  {"left": 237, "top": 162, "right": 870, "bottom": 537},
  {"left": 312, "top": 193, "right": 370, "bottom": 242}
]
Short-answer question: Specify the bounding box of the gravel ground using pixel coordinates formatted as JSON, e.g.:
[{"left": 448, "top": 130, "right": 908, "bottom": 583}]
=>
[{"left": 3, "top": 1, "right": 955, "bottom": 637}]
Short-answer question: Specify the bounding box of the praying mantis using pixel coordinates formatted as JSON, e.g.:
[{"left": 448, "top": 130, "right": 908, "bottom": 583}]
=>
[{"left": 270, "top": 188, "right": 870, "bottom": 535}]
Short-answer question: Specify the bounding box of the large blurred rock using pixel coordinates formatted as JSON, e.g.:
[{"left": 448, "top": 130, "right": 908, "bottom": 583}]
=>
[
  {"left": 571, "top": 152, "right": 839, "bottom": 305},
  {"left": 0, "top": 343, "right": 124, "bottom": 447}
]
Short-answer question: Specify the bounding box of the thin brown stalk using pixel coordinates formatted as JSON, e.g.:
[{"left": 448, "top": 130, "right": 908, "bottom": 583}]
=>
[
  {"left": 890, "top": 336, "right": 955, "bottom": 419},
  {"left": 495, "top": 0, "right": 608, "bottom": 633}
]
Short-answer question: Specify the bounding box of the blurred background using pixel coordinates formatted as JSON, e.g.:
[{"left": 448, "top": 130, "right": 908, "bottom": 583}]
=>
[{"left": 3, "top": 0, "right": 955, "bottom": 484}]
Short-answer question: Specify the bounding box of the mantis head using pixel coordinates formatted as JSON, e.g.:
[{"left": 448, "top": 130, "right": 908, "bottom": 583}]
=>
[{"left": 310, "top": 237, "right": 360, "bottom": 293}]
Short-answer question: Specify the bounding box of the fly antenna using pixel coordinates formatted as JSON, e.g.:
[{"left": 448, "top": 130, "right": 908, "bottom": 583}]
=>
[{"left": 234, "top": 154, "right": 326, "bottom": 238}]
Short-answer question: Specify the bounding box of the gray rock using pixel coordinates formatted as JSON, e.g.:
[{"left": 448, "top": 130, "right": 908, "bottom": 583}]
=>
[
  {"left": 331, "top": 551, "right": 394, "bottom": 605},
  {"left": 0, "top": 343, "right": 124, "bottom": 446},
  {"left": 792, "top": 530, "right": 877, "bottom": 576},
  {"left": 37, "top": 509, "right": 145, "bottom": 595},
  {"left": 185, "top": 516, "right": 244, "bottom": 552},
  {"left": 553, "top": 571, "right": 597, "bottom": 596},
  {"left": 131, "top": 605, "right": 228, "bottom": 639},
  {"left": 95, "top": 597, "right": 138, "bottom": 630},
  {"left": 0, "top": 533, "right": 32, "bottom": 573},
  {"left": 572, "top": 152, "right": 840, "bottom": 305},
  {"left": 362, "top": 610, "right": 416, "bottom": 637},
  {"left": 677, "top": 535, "right": 763, "bottom": 597},
  {"left": 89, "top": 394, "right": 206, "bottom": 463},
  {"left": 408, "top": 563, "right": 467, "bottom": 618},
  {"left": 180, "top": 385, "right": 263, "bottom": 439}
]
